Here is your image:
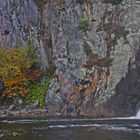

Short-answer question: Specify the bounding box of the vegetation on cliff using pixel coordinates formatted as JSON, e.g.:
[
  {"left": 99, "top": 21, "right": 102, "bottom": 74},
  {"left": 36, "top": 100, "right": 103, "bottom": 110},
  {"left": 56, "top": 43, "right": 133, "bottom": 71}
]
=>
[
  {"left": 0, "top": 44, "right": 54, "bottom": 108},
  {"left": 79, "top": 17, "right": 90, "bottom": 31}
]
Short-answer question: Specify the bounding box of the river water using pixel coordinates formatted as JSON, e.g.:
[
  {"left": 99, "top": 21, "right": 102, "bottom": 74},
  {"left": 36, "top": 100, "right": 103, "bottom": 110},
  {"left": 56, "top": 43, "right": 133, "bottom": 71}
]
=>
[{"left": 0, "top": 117, "right": 140, "bottom": 140}]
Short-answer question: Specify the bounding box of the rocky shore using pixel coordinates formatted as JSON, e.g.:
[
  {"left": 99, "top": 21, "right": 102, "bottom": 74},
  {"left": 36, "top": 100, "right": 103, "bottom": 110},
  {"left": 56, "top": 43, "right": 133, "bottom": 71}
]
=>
[
  {"left": 0, "top": 108, "right": 55, "bottom": 119},
  {"left": 0, "top": 106, "right": 115, "bottom": 119}
]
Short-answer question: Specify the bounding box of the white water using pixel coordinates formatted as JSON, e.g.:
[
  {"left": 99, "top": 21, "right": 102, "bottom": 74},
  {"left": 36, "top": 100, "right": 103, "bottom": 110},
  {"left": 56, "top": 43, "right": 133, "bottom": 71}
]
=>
[
  {"left": 1, "top": 117, "right": 140, "bottom": 124},
  {"left": 136, "top": 109, "right": 140, "bottom": 118}
]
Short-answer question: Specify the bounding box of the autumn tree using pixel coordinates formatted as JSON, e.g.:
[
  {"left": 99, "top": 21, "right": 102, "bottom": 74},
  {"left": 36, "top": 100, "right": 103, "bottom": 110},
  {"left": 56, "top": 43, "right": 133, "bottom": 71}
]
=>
[{"left": 0, "top": 44, "right": 42, "bottom": 99}]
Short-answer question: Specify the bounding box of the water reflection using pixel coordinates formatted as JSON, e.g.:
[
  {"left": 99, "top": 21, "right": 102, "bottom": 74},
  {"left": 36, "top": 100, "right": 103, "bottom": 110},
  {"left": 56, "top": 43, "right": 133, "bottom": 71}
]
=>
[{"left": 0, "top": 118, "right": 140, "bottom": 140}]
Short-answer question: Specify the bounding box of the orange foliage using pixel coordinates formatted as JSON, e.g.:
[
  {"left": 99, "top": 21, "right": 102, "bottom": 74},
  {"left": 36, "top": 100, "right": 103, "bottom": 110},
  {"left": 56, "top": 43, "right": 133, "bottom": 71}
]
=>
[{"left": 0, "top": 45, "right": 41, "bottom": 99}]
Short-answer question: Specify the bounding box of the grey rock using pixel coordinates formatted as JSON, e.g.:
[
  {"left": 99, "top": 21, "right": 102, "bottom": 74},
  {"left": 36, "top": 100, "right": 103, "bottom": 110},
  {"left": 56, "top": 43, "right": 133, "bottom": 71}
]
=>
[{"left": 9, "top": 104, "right": 15, "bottom": 111}]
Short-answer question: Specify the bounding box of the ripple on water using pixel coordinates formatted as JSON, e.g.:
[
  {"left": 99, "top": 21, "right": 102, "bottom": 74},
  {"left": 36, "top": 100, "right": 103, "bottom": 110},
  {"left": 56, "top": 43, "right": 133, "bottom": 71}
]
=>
[{"left": 1, "top": 118, "right": 140, "bottom": 139}]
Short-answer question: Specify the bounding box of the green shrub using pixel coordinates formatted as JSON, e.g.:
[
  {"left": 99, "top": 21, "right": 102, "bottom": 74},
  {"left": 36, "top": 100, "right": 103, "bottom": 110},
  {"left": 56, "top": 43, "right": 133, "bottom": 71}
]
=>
[
  {"left": 79, "top": 17, "right": 90, "bottom": 31},
  {"left": 25, "top": 75, "right": 52, "bottom": 107},
  {"left": 25, "top": 84, "right": 45, "bottom": 107},
  {"left": 25, "top": 66, "right": 55, "bottom": 108}
]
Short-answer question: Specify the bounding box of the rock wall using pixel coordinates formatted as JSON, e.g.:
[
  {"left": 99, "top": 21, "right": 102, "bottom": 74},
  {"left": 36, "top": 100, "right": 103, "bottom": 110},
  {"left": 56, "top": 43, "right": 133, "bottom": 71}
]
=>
[{"left": 0, "top": 0, "right": 140, "bottom": 117}]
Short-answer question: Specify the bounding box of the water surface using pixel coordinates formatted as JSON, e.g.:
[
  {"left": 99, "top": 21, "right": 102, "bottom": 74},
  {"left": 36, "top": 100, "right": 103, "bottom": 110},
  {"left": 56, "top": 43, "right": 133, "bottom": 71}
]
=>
[{"left": 0, "top": 118, "right": 140, "bottom": 140}]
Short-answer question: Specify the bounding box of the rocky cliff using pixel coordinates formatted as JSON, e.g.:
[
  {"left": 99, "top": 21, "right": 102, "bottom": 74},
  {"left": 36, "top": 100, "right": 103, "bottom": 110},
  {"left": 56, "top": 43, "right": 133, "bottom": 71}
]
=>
[{"left": 0, "top": 0, "right": 140, "bottom": 117}]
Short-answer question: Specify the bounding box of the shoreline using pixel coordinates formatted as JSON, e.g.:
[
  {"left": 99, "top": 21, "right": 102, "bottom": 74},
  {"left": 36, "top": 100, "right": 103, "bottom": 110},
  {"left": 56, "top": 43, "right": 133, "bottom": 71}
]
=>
[
  {"left": 0, "top": 108, "right": 116, "bottom": 119},
  {"left": 0, "top": 108, "right": 56, "bottom": 119}
]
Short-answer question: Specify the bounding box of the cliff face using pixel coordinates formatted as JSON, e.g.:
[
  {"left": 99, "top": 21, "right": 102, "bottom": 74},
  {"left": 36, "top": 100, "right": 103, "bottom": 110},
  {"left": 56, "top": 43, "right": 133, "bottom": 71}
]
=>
[{"left": 0, "top": 0, "right": 140, "bottom": 117}]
